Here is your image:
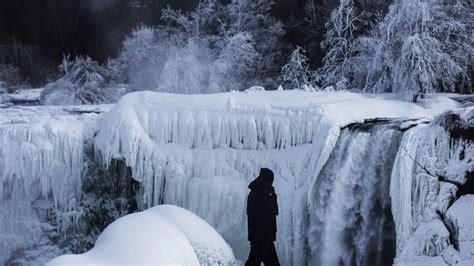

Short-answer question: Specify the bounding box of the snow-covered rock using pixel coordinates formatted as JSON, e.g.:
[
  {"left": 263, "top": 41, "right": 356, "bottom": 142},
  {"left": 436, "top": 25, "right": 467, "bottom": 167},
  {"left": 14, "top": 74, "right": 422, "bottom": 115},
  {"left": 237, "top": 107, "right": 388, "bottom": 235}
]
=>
[
  {"left": 392, "top": 107, "right": 474, "bottom": 265},
  {"left": 47, "top": 205, "right": 235, "bottom": 265},
  {"left": 446, "top": 195, "right": 474, "bottom": 265}
]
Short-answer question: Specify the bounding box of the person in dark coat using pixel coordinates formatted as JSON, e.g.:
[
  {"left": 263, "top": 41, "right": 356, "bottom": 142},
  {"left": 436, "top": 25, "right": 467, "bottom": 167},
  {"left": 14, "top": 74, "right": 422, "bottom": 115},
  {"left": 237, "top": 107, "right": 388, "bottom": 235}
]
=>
[{"left": 245, "top": 168, "right": 280, "bottom": 266}]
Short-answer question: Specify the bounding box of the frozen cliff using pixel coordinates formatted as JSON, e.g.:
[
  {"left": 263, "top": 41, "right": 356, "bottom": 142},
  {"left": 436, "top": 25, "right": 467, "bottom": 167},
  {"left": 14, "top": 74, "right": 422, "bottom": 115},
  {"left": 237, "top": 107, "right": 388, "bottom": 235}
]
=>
[{"left": 1, "top": 90, "right": 472, "bottom": 265}]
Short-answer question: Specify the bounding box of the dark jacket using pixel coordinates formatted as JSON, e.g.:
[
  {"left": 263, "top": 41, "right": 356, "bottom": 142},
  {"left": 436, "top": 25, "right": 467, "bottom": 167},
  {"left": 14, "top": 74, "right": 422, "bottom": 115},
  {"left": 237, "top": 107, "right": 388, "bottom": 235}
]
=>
[{"left": 247, "top": 174, "right": 278, "bottom": 242}]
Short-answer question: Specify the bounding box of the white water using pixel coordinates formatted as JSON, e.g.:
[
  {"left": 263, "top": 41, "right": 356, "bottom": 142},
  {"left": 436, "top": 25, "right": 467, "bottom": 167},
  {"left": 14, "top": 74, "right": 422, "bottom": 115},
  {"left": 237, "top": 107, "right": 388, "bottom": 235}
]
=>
[{"left": 308, "top": 125, "right": 400, "bottom": 265}]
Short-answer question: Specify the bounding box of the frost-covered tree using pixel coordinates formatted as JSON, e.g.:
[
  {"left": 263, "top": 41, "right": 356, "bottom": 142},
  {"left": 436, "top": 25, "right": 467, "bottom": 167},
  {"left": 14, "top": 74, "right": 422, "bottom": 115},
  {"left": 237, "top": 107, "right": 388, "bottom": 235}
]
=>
[
  {"left": 224, "top": 0, "right": 285, "bottom": 86},
  {"left": 281, "top": 46, "right": 312, "bottom": 90},
  {"left": 364, "top": 0, "right": 472, "bottom": 99},
  {"left": 319, "top": 0, "right": 364, "bottom": 90},
  {"left": 395, "top": 34, "right": 460, "bottom": 101},
  {"left": 111, "top": 26, "right": 173, "bottom": 91},
  {"left": 40, "top": 56, "right": 114, "bottom": 105},
  {"left": 161, "top": 0, "right": 219, "bottom": 39},
  {"left": 215, "top": 32, "right": 258, "bottom": 90},
  {"left": 159, "top": 40, "right": 220, "bottom": 94},
  {"left": 0, "top": 61, "right": 23, "bottom": 93},
  {"left": 110, "top": 0, "right": 285, "bottom": 93}
]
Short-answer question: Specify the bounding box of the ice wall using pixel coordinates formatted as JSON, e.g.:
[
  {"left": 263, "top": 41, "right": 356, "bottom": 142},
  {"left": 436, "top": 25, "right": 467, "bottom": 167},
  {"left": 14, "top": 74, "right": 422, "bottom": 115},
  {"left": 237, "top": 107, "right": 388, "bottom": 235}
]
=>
[
  {"left": 0, "top": 106, "right": 103, "bottom": 264},
  {"left": 93, "top": 92, "right": 340, "bottom": 264}
]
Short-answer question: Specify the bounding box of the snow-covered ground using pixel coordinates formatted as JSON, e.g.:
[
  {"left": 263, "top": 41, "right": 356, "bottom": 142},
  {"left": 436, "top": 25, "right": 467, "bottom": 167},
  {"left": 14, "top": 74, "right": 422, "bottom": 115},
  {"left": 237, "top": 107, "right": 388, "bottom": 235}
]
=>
[
  {"left": 0, "top": 90, "right": 472, "bottom": 265},
  {"left": 0, "top": 88, "right": 43, "bottom": 107},
  {"left": 47, "top": 205, "right": 235, "bottom": 265}
]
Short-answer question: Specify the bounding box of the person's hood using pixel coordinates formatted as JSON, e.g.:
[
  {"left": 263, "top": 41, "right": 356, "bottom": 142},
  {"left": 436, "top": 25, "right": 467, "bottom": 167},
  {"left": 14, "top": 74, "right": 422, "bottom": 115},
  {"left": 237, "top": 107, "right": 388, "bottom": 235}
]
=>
[
  {"left": 249, "top": 168, "right": 275, "bottom": 190},
  {"left": 248, "top": 176, "right": 267, "bottom": 190}
]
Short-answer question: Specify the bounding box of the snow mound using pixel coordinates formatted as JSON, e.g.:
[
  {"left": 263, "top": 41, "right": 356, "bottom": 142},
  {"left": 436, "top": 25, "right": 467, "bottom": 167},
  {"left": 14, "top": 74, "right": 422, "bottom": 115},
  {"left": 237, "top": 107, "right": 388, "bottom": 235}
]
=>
[{"left": 47, "top": 205, "right": 235, "bottom": 265}]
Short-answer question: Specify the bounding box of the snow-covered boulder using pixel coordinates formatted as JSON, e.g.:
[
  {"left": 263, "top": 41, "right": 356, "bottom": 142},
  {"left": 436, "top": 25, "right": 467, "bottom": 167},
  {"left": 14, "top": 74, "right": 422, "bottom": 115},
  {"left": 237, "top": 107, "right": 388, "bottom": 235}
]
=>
[{"left": 47, "top": 205, "right": 235, "bottom": 265}]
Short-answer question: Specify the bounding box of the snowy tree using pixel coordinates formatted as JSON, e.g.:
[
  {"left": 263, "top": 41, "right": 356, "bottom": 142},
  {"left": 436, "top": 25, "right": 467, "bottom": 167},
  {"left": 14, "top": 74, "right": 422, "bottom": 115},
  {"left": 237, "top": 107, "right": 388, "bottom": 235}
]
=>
[
  {"left": 109, "top": 25, "right": 171, "bottom": 90},
  {"left": 394, "top": 34, "right": 460, "bottom": 101},
  {"left": 161, "top": 0, "right": 219, "bottom": 39},
  {"left": 159, "top": 40, "right": 219, "bottom": 94},
  {"left": 319, "top": 0, "right": 364, "bottom": 90},
  {"left": 281, "top": 46, "right": 312, "bottom": 90},
  {"left": 215, "top": 32, "right": 258, "bottom": 91},
  {"left": 430, "top": 0, "right": 473, "bottom": 94},
  {"left": 224, "top": 0, "right": 285, "bottom": 86},
  {"left": 364, "top": 0, "right": 471, "bottom": 99},
  {"left": 0, "top": 62, "right": 23, "bottom": 93},
  {"left": 110, "top": 0, "right": 285, "bottom": 93},
  {"left": 40, "top": 56, "right": 114, "bottom": 105}
]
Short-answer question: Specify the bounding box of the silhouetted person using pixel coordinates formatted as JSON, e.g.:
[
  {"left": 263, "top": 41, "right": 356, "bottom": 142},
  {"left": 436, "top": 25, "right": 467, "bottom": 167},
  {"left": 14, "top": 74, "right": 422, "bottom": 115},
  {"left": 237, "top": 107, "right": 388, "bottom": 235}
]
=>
[{"left": 245, "top": 168, "right": 280, "bottom": 266}]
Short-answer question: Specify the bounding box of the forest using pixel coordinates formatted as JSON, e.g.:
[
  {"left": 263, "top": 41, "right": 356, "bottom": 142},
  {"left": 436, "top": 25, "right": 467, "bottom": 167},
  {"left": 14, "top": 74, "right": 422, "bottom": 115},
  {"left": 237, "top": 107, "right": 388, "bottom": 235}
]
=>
[{"left": 0, "top": 0, "right": 472, "bottom": 103}]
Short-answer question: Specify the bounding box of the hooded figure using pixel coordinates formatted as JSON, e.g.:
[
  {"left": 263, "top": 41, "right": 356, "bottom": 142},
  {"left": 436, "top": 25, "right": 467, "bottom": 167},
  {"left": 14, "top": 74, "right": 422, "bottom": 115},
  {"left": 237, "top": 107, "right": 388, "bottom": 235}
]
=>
[{"left": 245, "top": 168, "right": 280, "bottom": 266}]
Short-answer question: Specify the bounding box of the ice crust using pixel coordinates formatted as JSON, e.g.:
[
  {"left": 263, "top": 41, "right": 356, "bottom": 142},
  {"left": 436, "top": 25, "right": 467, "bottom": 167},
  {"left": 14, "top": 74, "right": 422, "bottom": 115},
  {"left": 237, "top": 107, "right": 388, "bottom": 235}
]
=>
[{"left": 1, "top": 90, "right": 470, "bottom": 265}]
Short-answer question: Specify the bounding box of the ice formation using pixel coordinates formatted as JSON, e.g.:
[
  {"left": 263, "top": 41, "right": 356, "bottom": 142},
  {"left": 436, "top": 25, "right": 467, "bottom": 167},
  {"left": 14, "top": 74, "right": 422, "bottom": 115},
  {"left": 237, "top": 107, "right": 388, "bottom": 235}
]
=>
[
  {"left": 0, "top": 106, "right": 107, "bottom": 263},
  {"left": 47, "top": 205, "right": 235, "bottom": 265},
  {"left": 92, "top": 90, "right": 464, "bottom": 264},
  {"left": 391, "top": 107, "right": 474, "bottom": 265},
  {"left": 92, "top": 91, "right": 341, "bottom": 264},
  {"left": 1, "top": 90, "right": 471, "bottom": 265}
]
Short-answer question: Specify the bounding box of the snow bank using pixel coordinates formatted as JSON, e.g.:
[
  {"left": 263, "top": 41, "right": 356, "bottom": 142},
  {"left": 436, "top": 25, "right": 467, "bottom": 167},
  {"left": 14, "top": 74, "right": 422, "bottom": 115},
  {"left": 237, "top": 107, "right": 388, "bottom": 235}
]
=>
[{"left": 47, "top": 205, "right": 235, "bottom": 265}]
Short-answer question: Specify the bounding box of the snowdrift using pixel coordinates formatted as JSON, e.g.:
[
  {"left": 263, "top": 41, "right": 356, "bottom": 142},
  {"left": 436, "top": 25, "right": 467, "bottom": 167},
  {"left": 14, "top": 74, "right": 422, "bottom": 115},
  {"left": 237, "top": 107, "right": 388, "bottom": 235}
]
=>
[{"left": 47, "top": 205, "right": 235, "bottom": 265}]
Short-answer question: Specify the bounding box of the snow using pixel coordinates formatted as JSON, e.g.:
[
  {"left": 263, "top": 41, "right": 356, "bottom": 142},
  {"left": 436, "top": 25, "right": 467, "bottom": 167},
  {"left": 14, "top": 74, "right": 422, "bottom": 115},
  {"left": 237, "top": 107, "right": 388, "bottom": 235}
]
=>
[
  {"left": 92, "top": 90, "right": 460, "bottom": 264},
  {"left": 396, "top": 196, "right": 474, "bottom": 266},
  {"left": 391, "top": 107, "right": 474, "bottom": 265},
  {"left": 0, "top": 90, "right": 467, "bottom": 264},
  {"left": 0, "top": 105, "right": 110, "bottom": 264},
  {"left": 47, "top": 205, "right": 235, "bottom": 265},
  {"left": 0, "top": 88, "right": 43, "bottom": 107},
  {"left": 446, "top": 195, "right": 474, "bottom": 264}
]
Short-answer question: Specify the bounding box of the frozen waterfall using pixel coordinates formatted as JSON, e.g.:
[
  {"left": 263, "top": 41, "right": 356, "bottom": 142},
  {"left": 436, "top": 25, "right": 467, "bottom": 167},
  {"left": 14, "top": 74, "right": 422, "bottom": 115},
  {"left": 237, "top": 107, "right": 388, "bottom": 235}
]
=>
[{"left": 1, "top": 91, "right": 471, "bottom": 265}]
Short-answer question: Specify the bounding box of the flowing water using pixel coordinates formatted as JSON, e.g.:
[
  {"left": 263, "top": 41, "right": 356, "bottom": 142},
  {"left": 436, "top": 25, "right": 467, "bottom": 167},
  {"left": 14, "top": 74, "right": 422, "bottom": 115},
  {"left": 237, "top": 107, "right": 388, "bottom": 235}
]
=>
[{"left": 308, "top": 124, "right": 401, "bottom": 265}]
